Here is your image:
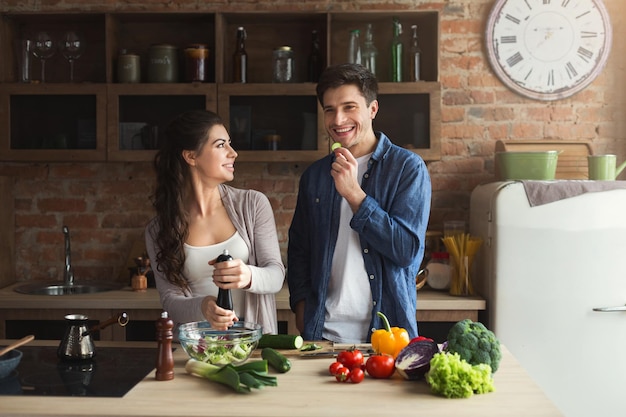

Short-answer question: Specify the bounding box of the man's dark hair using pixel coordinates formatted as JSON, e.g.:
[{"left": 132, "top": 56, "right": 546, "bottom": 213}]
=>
[{"left": 315, "top": 63, "right": 378, "bottom": 106}]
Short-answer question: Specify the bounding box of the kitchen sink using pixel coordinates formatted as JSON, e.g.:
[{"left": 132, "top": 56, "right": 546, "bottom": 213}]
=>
[{"left": 14, "top": 282, "right": 122, "bottom": 296}]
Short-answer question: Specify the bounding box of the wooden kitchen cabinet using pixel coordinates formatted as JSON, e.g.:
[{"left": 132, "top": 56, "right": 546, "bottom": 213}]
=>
[{"left": 0, "top": 10, "right": 440, "bottom": 162}]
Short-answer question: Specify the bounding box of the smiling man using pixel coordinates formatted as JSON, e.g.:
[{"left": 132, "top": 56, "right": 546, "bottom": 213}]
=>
[{"left": 287, "top": 63, "right": 432, "bottom": 343}]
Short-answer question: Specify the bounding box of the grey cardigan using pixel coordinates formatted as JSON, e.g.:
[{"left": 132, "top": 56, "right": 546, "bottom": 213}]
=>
[{"left": 145, "top": 184, "right": 285, "bottom": 334}]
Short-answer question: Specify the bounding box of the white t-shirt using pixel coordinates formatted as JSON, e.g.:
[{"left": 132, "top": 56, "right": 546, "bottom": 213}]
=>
[
  {"left": 183, "top": 232, "right": 249, "bottom": 318},
  {"left": 323, "top": 153, "right": 373, "bottom": 343}
]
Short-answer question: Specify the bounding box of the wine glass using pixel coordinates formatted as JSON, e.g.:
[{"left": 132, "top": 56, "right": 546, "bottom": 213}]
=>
[
  {"left": 60, "top": 31, "right": 85, "bottom": 82},
  {"left": 31, "top": 31, "right": 57, "bottom": 83}
]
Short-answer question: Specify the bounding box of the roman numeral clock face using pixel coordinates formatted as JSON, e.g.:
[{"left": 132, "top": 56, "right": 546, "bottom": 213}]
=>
[{"left": 486, "top": 0, "right": 612, "bottom": 101}]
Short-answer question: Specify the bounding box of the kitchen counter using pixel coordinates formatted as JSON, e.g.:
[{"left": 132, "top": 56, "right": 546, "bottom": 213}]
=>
[
  {"left": 0, "top": 339, "right": 562, "bottom": 417},
  {"left": 0, "top": 283, "right": 486, "bottom": 338}
]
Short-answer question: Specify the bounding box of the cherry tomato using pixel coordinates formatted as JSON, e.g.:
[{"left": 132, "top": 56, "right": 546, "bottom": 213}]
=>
[
  {"left": 329, "top": 361, "right": 344, "bottom": 376},
  {"left": 349, "top": 367, "right": 365, "bottom": 383},
  {"left": 350, "top": 349, "right": 364, "bottom": 369},
  {"left": 365, "top": 354, "right": 396, "bottom": 379},
  {"left": 335, "top": 366, "right": 351, "bottom": 382},
  {"left": 337, "top": 348, "right": 364, "bottom": 370}
]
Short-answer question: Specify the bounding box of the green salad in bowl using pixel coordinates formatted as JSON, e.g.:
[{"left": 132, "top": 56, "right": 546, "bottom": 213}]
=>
[{"left": 178, "top": 321, "right": 262, "bottom": 366}]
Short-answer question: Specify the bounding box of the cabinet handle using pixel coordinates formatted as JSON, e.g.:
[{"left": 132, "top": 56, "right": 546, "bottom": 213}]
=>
[{"left": 592, "top": 304, "right": 626, "bottom": 312}]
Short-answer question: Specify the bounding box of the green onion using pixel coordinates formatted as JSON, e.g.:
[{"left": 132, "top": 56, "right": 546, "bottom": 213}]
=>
[{"left": 185, "top": 359, "right": 277, "bottom": 393}]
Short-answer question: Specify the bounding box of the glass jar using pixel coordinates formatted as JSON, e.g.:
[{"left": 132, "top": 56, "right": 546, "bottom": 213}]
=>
[
  {"left": 184, "top": 44, "right": 209, "bottom": 82},
  {"left": 273, "top": 46, "right": 294, "bottom": 83},
  {"left": 426, "top": 252, "right": 452, "bottom": 291}
]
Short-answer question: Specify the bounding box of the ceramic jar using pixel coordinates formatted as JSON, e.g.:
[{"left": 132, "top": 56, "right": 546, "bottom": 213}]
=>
[{"left": 148, "top": 44, "right": 179, "bottom": 83}]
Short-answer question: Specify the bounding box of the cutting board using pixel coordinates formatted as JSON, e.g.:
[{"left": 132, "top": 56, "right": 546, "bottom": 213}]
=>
[{"left": 252, "top": 341, "right": 373, "bottom": 358}]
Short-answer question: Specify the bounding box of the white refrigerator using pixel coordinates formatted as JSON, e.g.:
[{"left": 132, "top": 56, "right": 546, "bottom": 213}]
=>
[{"left": 469, "top": 181, "right": 626, "bottom": 417}]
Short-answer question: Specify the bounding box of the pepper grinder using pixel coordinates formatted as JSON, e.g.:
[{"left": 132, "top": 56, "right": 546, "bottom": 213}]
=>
[
  {"left": 155, "top": 311, "right": 174, "bottom": 381},
  {"left": 215, "top": 249, "right": 234, "bottom": 311}
]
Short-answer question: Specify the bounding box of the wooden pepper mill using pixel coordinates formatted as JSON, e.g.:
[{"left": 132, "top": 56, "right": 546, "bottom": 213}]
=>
[{"left": 155, "top": 311, "right": 174, "bottom": 381}]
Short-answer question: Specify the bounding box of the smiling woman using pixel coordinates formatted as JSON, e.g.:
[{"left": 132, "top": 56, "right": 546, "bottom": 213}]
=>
[{"left": 144, "top": 109, "right": 285, "bottom": 335}]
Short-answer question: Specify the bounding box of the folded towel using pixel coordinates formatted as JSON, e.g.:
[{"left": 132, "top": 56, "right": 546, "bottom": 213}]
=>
[{"left": 521, "top": 180, "right": 626, "bottom": 206}]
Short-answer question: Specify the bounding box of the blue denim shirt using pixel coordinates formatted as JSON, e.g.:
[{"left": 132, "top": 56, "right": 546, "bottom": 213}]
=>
[{"left": 288, "top": 132, "right": 431, "bottom": 341}]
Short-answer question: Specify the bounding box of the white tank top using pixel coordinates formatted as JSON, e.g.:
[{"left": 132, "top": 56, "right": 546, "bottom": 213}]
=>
[{"left": 183, "top": 232, "right": 249, "bottom": 317}]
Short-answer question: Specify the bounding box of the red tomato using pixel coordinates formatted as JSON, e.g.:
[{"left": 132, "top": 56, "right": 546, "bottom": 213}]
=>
[
  {"left": 329, "top": 361, "right": 344, "bottom": 376},
  {"left": 337, "top": 348, "right": 364, "bottom": 370},
  {"left": 365, "top": 354, "right": 396, "bottom": 379},
  {"left": 350, "top": 349, "right": 364, "bottom": 369},
  {"left": 335, "top": 366, "right": 351, "bottom": 382},
  {"left": 349, "top": 367, "right": 365, "bottom": 383}
]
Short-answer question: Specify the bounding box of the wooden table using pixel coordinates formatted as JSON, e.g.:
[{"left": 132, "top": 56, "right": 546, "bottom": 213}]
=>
[
  {"left": 0, "top": 339, "right": 563, "bottom": 417},
  {"left": 0, "top": 284, "right": 485, "bottom": 340}
]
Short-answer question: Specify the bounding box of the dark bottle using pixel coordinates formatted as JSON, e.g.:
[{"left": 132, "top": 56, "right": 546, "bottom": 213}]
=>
[
  {"left": 391, "top": 17, "right": 403, "bottom": 82},
  {"left": 155, "top": 311, "right": 174, "bottom": 381},
  {"left": 409, "top": 24, "right": 421, "bottom": 82},
  {"left": 215, "top": 249, "right": 234, "bottom": 310},
  {"left": 307, "top": 30, "right": 323, "bottom": 82},
  {"left": 233, "top": 27, "right": 247, "bottom": 83}
]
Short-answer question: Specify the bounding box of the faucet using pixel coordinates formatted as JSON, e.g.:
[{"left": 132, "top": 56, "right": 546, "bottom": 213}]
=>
[{"left": 63, "top": 225, "right": 74, "bottom": 286}]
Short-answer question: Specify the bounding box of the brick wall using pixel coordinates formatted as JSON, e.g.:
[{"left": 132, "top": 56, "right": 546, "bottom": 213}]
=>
[{"left": 1, "top": 0, "right": 625, "bottom": 284}]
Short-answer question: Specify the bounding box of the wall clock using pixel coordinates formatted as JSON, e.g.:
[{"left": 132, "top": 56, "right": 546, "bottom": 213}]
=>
[{"left": 485, "top": 0, "right": 612, "bottom": 101}]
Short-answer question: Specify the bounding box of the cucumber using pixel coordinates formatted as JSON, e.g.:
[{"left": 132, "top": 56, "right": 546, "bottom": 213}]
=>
[
  {"left": 261, "top": 347, "right": 291, "bottom": 373},
  {"left": 257, "top": 334, "right": 303, "bottom": 350}
]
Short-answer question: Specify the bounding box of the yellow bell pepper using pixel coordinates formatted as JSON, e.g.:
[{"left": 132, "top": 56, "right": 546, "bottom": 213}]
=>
[{"left": 371, "top": 311, "right": 410, "bottom": 359}]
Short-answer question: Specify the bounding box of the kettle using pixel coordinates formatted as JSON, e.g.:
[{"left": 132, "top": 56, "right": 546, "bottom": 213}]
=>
[
  {"left": 57, "top": 312, "right": 128, "bottom": 361},
  {"left": 588, "top": 155, "right": 626, "bottom": 180}
]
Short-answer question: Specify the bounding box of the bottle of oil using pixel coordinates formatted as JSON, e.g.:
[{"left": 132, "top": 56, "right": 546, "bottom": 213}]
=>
[
  {"left": 391, "top": 17, "right": 403, "bottom": 82},
  {"left": 215, "top": 249, "right": 234, "bottom": 310},
  {"left": 233, "top": 27, "right": 247, "bottom": 83},
  {"left": 409, "top": 24, "right": 421, "bottom": 82}
]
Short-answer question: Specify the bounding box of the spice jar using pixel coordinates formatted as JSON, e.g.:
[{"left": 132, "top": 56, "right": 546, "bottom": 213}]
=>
[
  {"left": 425, "top": 252, "right": 452, "bottom": 290},
  {"left": 184, "top": 44, "right": 209, "bottom": 82},
  {"left": 272, "top": 46, "right": 294, "bottom": 83},
  {"left": 264, "top": 134, "right": 281, "bottom": 151},
  {"left": 117, "top": 50, "right": 140, "bottom": 83},
  {"left": 148, "top": 44, "right": 179, "bottom": 83},
  {"left": 131, "top": 273, "right": 147, "bottom": 292}
]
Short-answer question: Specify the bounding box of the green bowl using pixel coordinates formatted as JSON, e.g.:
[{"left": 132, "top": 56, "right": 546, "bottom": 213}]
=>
[{"left": 496, "top": 151, "right": 559, "bottom": 180}]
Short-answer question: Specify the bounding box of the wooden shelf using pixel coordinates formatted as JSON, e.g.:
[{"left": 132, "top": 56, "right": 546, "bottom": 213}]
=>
[{"left": 0, "top": 10, "right": 441, "bottom": 162}]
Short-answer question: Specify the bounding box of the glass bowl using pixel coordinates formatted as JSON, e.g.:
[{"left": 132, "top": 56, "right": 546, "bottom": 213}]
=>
[{"left": 178, "top": 321, "right": 262, "bottom": 366}]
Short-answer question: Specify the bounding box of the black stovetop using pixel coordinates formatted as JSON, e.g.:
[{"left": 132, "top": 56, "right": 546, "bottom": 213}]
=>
[{"left": 0, "top": 345, "right": 158, "bottom": 397}]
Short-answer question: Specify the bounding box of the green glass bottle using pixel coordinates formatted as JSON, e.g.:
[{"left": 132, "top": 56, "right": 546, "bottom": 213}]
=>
[{"left": 391, "top": 17, "right": 403, "bottom": 82}]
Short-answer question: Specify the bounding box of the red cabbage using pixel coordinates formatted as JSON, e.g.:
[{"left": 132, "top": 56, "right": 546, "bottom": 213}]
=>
[{"left": 394, "top": 340, "right": 440, "bottom": 380}]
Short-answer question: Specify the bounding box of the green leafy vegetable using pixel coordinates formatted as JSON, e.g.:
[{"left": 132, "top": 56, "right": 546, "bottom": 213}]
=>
[
  {"left": 184, "top": 334, "right": 256, "bottom": 365},
  {"left": 425, "top": 352, "right": 495, "bottom": 398},
  {"left": 445, "top": 319, "right": 502, "bottom": 373},
  {"left": 185, "top": 359, "right": 277, "bottom": 393}
]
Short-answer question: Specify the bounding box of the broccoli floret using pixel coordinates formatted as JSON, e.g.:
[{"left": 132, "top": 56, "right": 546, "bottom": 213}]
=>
[{"left": 445, "top": 319, "right": 502, "bottom": 373}]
